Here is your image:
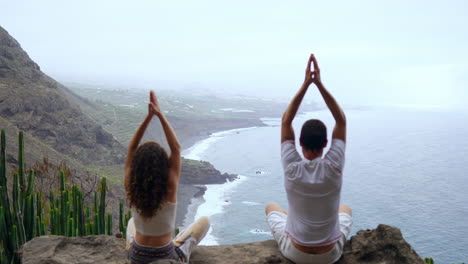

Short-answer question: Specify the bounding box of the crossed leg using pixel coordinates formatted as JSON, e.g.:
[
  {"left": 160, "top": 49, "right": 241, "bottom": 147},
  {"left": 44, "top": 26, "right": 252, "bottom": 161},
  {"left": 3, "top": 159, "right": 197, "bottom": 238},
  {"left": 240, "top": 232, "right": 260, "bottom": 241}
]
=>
[
  {"left": 339, "top": 204, "right": 352, "bottom": 216},
  {"left": 173, "top": 216, "right": 210, "bottom": 262},
  {"left": 265, "top": 202, "right": 288, "bottom": 215}
]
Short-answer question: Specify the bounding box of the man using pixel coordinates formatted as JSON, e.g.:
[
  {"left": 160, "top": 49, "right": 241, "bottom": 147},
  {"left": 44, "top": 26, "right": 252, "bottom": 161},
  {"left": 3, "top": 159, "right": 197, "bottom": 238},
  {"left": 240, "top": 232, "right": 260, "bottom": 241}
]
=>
[{"left": 265, "top": 54, "right": 352, "bottom": 264}]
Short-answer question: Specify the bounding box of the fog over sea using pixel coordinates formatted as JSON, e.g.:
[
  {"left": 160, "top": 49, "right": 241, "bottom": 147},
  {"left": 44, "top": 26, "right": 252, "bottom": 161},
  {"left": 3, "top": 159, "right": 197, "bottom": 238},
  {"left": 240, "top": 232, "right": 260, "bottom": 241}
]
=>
[{"left": 182, "top": 107, "right": 468, "bottom": 263}]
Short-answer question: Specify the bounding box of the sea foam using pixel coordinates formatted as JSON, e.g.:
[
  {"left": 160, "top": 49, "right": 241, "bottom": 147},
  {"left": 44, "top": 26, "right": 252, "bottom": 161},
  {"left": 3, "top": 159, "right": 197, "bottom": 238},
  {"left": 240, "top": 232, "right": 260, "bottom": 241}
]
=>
[
  {"left": 183, "top": 127, "right": 257, "bottom": 160},
  {"left": 194, "top": 175, "right": 247, "bottom": 245},
  {"left": 182, "top": 127, "right": 256, "bottom": 245}
]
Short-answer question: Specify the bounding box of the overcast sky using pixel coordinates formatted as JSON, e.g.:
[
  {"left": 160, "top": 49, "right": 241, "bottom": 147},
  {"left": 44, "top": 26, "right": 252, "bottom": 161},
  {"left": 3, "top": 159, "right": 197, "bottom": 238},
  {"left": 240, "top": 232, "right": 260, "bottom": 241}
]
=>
[{"left": 1, "top": 0, "right": 467, "bottom": 108}]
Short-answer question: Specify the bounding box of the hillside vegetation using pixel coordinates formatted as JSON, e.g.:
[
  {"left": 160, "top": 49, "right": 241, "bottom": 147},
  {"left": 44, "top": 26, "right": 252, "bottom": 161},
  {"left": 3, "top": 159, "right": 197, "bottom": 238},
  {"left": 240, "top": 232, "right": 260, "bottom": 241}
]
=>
[
  {"left": 64, "top": 84, "right": 289, "bottom": 149},
  {"left": 0, "top": 26, "right": 125, "bottom": 171}
]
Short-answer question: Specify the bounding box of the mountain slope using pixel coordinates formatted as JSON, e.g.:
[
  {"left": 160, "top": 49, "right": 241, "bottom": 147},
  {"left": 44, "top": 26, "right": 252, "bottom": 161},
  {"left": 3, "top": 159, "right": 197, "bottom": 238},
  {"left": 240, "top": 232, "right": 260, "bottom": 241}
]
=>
[{"left": 0, "top": 26, "right": 125, "bottom": 167}]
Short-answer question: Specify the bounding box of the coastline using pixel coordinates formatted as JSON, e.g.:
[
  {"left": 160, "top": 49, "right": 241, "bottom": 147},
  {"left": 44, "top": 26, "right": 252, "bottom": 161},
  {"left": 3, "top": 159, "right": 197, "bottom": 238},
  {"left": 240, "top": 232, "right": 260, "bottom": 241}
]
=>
[
  {"left": 175, "top": 184, "right": 206, "bottom": 228},
  {"left": 176, "top": 126, "right": 262, "bottom": 241},
  {"left": 176, "top": 117, "right": 266, "bottom": 150}
]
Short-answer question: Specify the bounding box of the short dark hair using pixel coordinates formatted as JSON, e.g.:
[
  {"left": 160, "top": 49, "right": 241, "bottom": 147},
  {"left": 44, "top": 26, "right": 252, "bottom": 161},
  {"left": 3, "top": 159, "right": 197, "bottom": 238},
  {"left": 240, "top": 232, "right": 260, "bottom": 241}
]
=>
[
  {"left": 126, "top": 141, "right": 169, "bottom": 219},
  {"left": 300, "top": 119, "right": 327, "bottom": 151}
]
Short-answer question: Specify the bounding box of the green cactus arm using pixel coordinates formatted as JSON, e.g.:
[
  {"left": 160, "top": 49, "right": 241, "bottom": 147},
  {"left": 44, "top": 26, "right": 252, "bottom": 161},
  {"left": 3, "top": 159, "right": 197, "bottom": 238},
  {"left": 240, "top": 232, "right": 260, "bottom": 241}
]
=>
[
  {"left": 0, "top": 130, "right": 5, "bottom": 189},
  {"left": 67, "top": 218, "right": 74, "bottom": 237},
  {"left": 106, "top": 214, "right": 113, "bottom": 236},
  {"left": 25, "top": 169, "right": 35, "bottom": 197},
  {"left": 18, "top": 132, "right": 25, "bottom": 198},
  {"left": 60, "top": 171, "right": 66, "bottom": 192}
]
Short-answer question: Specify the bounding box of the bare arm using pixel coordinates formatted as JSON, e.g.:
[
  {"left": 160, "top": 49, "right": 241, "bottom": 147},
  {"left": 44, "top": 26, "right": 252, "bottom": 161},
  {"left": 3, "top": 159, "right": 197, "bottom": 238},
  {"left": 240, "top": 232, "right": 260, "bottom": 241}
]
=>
[
  {"left": 311, "top": 55, "right": 346, "bottom": 141},
  {"left": 281, "top": 55, "right": 315, "bottom": 142},
  {"left": 124, "top": 109, "right": 152, "bottom": 191},
  {"left": 124, "top": 91, "right": 182, "bottom": 194},
  {"left": 149, "top": 91, "right": 181, "bottom": 181}
]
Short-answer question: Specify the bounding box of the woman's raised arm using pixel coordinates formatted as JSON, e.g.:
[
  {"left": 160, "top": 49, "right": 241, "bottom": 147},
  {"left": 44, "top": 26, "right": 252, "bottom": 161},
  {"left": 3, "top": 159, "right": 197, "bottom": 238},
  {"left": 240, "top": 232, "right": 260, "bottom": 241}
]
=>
[
  {"left": 149, "top": 91, "right": 181, "bottom": 178},
  {"left": 124, "top": 95, "right": 154, "bottom": 190}
]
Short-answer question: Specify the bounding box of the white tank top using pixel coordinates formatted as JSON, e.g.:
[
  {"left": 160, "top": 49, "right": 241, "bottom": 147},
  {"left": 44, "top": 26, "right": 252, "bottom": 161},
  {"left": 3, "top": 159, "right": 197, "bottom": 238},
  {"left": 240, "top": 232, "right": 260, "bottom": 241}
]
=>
[{"left": 131, "top": 202, "right": 177, "bottom": 236}]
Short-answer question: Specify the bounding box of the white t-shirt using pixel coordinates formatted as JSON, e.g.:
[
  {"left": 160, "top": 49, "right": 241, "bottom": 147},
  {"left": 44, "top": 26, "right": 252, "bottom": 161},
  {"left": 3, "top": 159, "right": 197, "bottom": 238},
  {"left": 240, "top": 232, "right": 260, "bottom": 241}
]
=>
[{"left": 281, "top": 139, "right": 346, "bottom": 246}]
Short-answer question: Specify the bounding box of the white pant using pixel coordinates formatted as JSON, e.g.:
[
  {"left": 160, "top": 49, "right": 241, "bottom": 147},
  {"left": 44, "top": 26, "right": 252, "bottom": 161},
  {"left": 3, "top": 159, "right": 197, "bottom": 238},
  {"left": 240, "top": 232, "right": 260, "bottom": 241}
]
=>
[{"left": 267, "top": 212, "right": 352, "bottom": 264}]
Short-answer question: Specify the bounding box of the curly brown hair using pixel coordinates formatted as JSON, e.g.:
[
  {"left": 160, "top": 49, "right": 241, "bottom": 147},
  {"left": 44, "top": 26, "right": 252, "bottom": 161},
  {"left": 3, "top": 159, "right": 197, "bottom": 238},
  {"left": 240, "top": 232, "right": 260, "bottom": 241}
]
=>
[{"left": 126, "top": 141, "right": 169, "bottom": 219}]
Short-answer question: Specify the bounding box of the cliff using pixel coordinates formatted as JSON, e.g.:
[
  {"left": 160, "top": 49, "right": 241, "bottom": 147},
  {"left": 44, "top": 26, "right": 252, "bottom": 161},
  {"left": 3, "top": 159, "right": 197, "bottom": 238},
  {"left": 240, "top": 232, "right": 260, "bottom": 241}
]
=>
[
  {"left": 21, "top": 224, "right": 425, "bottom": 264},
  {"left": 0, "top": 25, "right": 244, "bottom": 228},
  {"left": 0, "top": 26, "right": 126, "bottom": 167}
]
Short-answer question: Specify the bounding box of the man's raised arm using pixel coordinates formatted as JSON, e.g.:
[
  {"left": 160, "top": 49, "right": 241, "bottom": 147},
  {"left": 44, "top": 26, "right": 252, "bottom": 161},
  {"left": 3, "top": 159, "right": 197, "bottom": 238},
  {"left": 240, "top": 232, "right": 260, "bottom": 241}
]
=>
[
  {"left": 281, "top": 55, "right": 315, "bottom": 143},
  {"left": 311, "top": 55, "right": 346, "bottom": 142}
]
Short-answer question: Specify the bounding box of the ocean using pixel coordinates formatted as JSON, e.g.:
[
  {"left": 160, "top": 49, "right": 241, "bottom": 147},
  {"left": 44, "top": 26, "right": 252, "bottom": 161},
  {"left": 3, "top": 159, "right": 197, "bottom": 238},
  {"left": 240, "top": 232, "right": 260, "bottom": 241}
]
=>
[{"left": 182, "top": 107, "right": 468, "bottom": 263}]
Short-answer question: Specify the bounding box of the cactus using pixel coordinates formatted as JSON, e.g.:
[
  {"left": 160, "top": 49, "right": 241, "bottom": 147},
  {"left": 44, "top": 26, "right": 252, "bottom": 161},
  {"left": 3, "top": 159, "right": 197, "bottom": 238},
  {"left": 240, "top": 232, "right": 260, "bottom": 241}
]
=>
[
  {"left": 0, "top": 206, "right": 8, "bottom": 257},
  {"left": 78, "top": 191, "right": 85, "bottom": 236},
  {"left": 94, "top": 210, "right": 100, "bottom": 235},
  {"left": 125, "top": 211, "right": 132, "bottom": 228},
  {"left": 18, "top": 132, "right": 25, "bottom": 203},
  {"left": 106, "top": 214, "right": 112, "bottom": 235},
  {"left": 49, "top": 191, "right": 55, "bottom": 211},
  {"left": 99, "top": 177, "right": 107, "bottom": 234},
  {"left": 0, "top": 243, "right": 6, "bottom": 264},
  {"left": 11, "top": 225, "right": 19, "bottom": 261},
  {"left": 0, "top": 130, "right": 4, "bottom": 186},
  {"left": 12, "top": 173, "right": 19, "bottom": 212},
  {"left": 0, "top": 130, "right": 130, "bottom": 263},
  {"left": 424, "top": 258, "right": 434, "bottom": 264},
  {"left": 67, "top": 218, "right": 74, "bottom": 237},
  {"left": 119, "top": 202, "right": 124, "bottom": 235},
  {"left": 36, "top": 192, "right": 42, "bottom": 217},
  {"left": 35, "top": 192, "right": 45, "bottom": 236},
  {"left": 60, "top": 171, "right": 66, "bottom": 192},
  {"left": 50, "top": 208, "right": 56, "bottom": 235},
  {"left": 85, "top": 206, "right": 91, "bottom": 235},
  {"left": 72, "top": 185, "right": 78, "bottom": 235},
  {"left": 26, "top": 169, "right": 35, "bottom": 197},
  {"left": 0, "top": 130, "right": 13, "bottom": 237},
  {"left": 23, "top": 194, "right": 36, "bottom": 240}
]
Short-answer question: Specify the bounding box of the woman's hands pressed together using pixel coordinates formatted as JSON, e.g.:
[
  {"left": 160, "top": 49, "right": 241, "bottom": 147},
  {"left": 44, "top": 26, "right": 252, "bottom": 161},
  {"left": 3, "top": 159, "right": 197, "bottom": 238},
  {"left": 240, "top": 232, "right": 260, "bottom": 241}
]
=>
[{"left": 148, "top": 90, "right": 162, "bottom": 117}]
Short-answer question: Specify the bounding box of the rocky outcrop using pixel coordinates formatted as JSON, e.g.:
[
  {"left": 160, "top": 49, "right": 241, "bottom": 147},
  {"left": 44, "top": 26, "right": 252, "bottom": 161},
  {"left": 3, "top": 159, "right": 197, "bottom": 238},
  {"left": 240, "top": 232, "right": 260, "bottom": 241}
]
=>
[
  {"left": 337, "top": 224, "right": 425, "bottom": 264},
  {"left": 180, "top": 158, "right": 237, "bottom": 184},
  {"left": 189, "top": 240, "right": 291, "bottom": 264},
  {"left": 21, "top": 225, "right": 425, "bottom": 264},
  {"left": 21, "top": 235, "right": 127, "bottom": 264}
]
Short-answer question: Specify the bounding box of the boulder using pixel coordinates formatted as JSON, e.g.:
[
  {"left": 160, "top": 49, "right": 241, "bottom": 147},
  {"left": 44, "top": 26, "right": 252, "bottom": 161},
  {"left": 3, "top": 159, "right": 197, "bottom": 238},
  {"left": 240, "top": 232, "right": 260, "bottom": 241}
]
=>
[
  {"left": 21, "top": 235, "right": 128, "bottom": 264},
  {"left": 21, "top": 225, "right": 425, "bottom": 264},
  {"left": 336, "top": 224, "right": 425, "bottom": 264},
  {"left": 189, "top": 240, "right": 292, "bottom": 264}
]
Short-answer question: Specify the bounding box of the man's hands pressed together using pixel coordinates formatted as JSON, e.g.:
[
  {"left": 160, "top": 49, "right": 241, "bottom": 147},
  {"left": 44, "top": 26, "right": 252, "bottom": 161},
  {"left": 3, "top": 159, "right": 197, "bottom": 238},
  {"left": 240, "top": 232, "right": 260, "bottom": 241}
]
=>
[{"left": 304, "top": 54, "right": 321, "bottom": 87}]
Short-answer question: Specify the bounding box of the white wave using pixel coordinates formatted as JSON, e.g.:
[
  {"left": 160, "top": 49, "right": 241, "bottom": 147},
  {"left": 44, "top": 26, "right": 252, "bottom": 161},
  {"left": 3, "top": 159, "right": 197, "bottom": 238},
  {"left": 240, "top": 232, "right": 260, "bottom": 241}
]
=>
[
  {"left": 260, "top": 117, "right": 280, "bottom": 126},
  {"left": 181, "top": 126, "right": 258, "bottom": 245},
  {"left": 195, "top": 175, "right": 247, "bottom": 245},
  {"left": 232, "top": 109, "right": 254, "bottom": 113},
  {"left": 219, "top": 108, "right": 254, "bottom": 113},
  {"left": 249, "top": 229, "right": 272, "bottom": 236},
  {"left": 183, "top": 127, "right": 257, "bottom": 160},
  {"left": 183, "top": 135, "right": 223, "bottom": 160},
  {"left": 242, "top": 201, "right": 261, "bottom": 206}
]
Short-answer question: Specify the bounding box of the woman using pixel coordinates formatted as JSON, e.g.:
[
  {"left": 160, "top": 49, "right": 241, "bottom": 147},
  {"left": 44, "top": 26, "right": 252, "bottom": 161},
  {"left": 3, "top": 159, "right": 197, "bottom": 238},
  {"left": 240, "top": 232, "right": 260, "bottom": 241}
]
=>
[{"left": 125, "top": 90, "right": 210, "bottom": 264}]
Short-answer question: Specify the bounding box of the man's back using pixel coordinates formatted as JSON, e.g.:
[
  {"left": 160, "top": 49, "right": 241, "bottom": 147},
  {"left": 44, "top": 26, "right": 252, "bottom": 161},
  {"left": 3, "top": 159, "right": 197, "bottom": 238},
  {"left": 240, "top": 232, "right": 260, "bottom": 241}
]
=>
[
  {"left": 265, "top": 54, "right": 352, "bottom": 264},
  {"left": 281, "top": 139, "right": 346, "bottom": 246}
]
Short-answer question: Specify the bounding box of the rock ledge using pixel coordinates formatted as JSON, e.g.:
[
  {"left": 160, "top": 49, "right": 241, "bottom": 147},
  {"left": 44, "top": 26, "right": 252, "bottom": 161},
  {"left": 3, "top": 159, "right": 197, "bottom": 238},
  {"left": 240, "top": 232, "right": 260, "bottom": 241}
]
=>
[{"left": 21, "top": 224, "right": 425, "bottom": 264}]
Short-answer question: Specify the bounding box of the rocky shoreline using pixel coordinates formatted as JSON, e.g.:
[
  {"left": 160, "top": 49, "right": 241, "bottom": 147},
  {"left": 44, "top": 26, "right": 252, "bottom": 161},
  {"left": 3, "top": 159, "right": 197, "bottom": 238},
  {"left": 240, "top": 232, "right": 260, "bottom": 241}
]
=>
[
  {"left": 175, "top": 126, "right": 254, "bottom": 228},
  {"left": 175, "top": 184, "right": 207, "bottom": 228},
  {"left": 176, "top": 169, "right": 240, "bottom": 228}
]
